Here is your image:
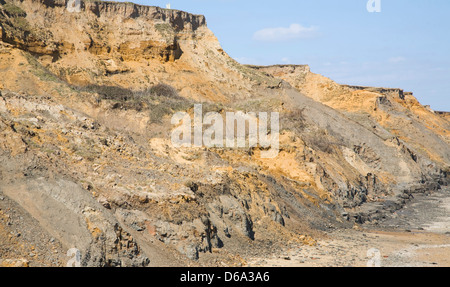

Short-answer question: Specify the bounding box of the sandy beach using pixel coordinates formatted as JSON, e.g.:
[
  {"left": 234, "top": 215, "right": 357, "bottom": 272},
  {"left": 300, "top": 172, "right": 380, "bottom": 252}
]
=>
[{"left": 248, "top": 188, "right": 450, "bottom": 267}]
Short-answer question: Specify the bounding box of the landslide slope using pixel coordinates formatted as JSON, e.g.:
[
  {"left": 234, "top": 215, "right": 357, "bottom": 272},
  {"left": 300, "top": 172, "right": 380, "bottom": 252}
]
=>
[{"left": 0, "top": 0, "right": 448, "bottom": 266}]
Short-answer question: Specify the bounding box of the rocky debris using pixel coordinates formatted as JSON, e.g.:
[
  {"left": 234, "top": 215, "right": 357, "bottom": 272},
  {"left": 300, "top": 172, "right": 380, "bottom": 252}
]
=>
[
  {"left": 1, "top": 177, "right": 150, "bottom": 267},
  {"left": 0, "top": 258, "right": 29, "bottom": 267},
  {"left": 208, "top": 195, "right": 255, "bottom": 240}
]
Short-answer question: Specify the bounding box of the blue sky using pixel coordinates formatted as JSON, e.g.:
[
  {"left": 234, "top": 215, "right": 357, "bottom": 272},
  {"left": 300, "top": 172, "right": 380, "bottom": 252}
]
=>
[{"left": 123, "top": 0, "right": 450, "bottom": 111}]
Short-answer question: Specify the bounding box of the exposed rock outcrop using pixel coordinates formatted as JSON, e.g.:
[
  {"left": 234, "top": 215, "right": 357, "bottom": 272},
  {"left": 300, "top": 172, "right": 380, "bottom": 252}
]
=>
[{"left": 0, "top": 0, "right": 448, "bottom": 266}]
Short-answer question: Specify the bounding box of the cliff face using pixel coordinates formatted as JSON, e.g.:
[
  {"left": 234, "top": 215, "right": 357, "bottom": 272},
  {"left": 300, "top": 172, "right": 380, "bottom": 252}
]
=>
[
  {"left": 0, "top": 0, "right": 261, "bottom": 102},
  {"left": 0, "top": 0, "right": 449, "bottom": 267},
  {"left": 1, "top": 0, "right": 206, "bottom": 54},
  {"left": 258, "top": 65, "right": 450, "bottom": 164}
]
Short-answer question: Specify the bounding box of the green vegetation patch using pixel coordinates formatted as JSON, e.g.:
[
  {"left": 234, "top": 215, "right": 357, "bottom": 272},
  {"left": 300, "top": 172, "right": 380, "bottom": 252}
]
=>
[
  {"left": 23, "top": 52, "right": 62, "bottom": 83},
  {"left": 2, "top": 2, "right": 26, "bottom": 17}
]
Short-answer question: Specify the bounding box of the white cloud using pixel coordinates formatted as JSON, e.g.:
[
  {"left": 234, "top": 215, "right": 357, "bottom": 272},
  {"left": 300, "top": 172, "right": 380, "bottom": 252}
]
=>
[
  {"left": 389, "top": 57, "right": 406, "bottom": 63},
  {"left": 253, "top": 23, "right": 319, "bottom": 42}
]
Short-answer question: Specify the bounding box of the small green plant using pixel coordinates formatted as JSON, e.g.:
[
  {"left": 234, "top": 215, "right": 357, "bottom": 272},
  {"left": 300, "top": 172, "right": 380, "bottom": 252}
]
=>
[
  {"left": 12, "top": 17, "right": 31, "bottom": 31},
  {"left": 2, "top": 3, "right": 26, "bottom": 17},
  {"left": 24, "top": 52, "right": 62, "bottom": 83}
]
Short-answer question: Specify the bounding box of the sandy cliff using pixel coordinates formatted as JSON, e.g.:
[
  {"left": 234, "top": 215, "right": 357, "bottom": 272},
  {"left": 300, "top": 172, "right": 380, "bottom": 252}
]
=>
[{"left": 0, "top": 0, "right": 448, "bottom": 266}]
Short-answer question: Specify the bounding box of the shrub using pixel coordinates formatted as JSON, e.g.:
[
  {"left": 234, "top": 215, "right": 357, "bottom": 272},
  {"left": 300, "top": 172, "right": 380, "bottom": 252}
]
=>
[
  {"left": 2, "top": 3, "right": 26, "bottom": 17},
  {"left": 184, "top": 181, "right": 199, "bottom": 192},
  {"left": 305, "top": 129, "right": 335, "bottom": 154},
  {"left": 281, "top": 108, "right": 306, "bottom": 133},
  {"left": 80, "top": 84, "right": 134, "bottom": 101},
  {"left": 24, "top": 53, "right": 62, "bottom": 83},
  {"left": 73, "top": 83, "right": 192, "bottom": 123},
  {"left": 149, "top": 83, "right": 181, "bottom": 99}
]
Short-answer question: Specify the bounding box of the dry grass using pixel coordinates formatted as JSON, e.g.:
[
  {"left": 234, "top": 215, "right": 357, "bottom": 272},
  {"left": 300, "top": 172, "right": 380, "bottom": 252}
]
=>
[{"left": 73, "top": 83, "right": 192, "bottom": 124}]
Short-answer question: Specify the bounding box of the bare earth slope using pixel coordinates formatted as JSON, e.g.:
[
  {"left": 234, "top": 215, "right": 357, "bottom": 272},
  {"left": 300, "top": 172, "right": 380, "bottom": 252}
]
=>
[{"left": 0, "top": 0, "right": 449, "bottom": 266}]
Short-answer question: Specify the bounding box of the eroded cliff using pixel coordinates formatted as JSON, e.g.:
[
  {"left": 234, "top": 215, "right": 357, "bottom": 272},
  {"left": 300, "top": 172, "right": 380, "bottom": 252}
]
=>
[{"left": 0, "top": 0, "right": 449, "bottom": 266}]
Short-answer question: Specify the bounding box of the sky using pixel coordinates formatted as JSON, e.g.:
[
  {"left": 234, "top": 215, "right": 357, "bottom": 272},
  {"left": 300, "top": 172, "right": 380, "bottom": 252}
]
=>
[{"left": 120, "top": 0, "right": 450, "bottom": 111}]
